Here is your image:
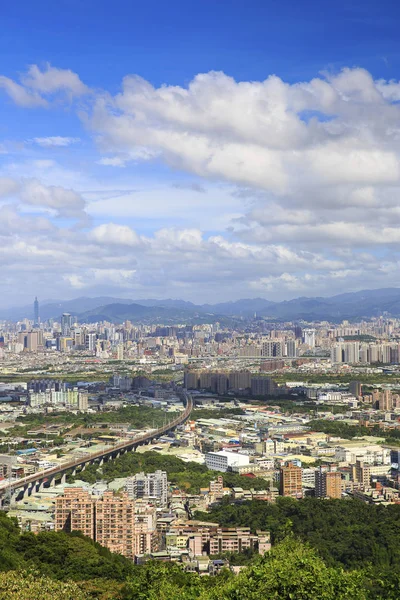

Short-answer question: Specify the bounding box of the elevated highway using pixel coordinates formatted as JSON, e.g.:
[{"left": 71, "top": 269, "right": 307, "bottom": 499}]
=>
[{"left": 0, "top": 392, "right": 193, "bottom": 505}]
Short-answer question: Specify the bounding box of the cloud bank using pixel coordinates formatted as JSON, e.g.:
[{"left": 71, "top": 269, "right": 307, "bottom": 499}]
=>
[{"left": 2, "top": 64, "right": 400, "bottom": 303}]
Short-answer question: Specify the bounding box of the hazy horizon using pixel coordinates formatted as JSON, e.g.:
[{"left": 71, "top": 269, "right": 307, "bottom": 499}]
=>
[{"left": 2, "top": 285, "right": 400, "bottom": 312}]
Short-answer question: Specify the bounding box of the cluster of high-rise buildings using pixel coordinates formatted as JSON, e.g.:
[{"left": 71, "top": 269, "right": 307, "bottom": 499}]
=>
[
  {"left": 239, "top": 339, "right": 297, "bottom": 357},
  {"left": 55, "top": 488, "right": 157, "bottom": 559},
  {"left": 3, "top": 299, "right": 400, "bottom": 379},
  {"left": 184, "top": 370, "right": 276, "bottom": 396},
  {"left": 29, "top": 388, "right": 88, "bottom": 410},
  {"left": 0, "top": 298, "right": 314, "bottom": 364},
  {"left": 53, "top": 474, "right": 271, "bottom": 563},
  {"left": 279, "top": 462, "right": 342, "bottom": 499},
  {"left": 26, "top": 379, "right": 89, "bottom": 410},
  {"left": 363, "top": 389, "right": 400, "bottom": 411},
  {"left": 331, "top": 341, "right": 400, "bottom": 364}
]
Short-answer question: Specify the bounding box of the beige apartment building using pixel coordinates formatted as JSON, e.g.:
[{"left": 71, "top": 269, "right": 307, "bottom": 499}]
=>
[
  {"left": 55, "top": 487, "right": 94, "bottom": 538},
  {"left": 55, "top": 488, "right": 156, "bottom": 560},
  {"left": 280, "top": 462, "right": 303, "bottom": 499},
  {"left": 96, "top": 491, "right": 137, "bottom": 559},
  {"left": 208, "top": 527, "right": 271, "bottom": 555},
  {"left": 209, "top": 475, "right": 224, "bottom": 498},
  {"left": 134, "top": 500, "right": 158, "bottom": 555},
  {"left": 354, "top": 460, "right": 371, "bottom": 487},
  {"left": 166, "top": 524, "right": 270, "bottom": 556}
]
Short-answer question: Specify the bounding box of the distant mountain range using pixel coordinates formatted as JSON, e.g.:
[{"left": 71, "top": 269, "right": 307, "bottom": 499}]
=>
[{"left": 3, "top": 288, "right": 400, "bottom": 323}]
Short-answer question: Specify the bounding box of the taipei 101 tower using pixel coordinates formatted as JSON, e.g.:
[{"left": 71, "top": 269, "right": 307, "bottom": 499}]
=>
[{"left": 34, "top": 297, "right": 39, "bottom": 326}]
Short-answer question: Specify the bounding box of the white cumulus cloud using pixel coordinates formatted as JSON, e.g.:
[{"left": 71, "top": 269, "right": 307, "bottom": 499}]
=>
[
  {"left": 89, "top": 223, "right": 141, "bottom": 246},
  {"left": 0, "top": 63, "right": 90, "bottom": 107},
  {"left": 32, "top": 136, "right": 80, "bottom": 147}
]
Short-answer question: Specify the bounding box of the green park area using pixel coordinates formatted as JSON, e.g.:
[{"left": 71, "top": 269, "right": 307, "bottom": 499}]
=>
[{"left": 1, "top": 405, "right": 170, "bottom": 442}]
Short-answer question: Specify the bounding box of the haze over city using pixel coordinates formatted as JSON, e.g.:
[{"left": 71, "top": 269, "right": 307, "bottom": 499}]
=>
[{"left": 2, "top": 0, "right": 400, "bottom": 305}]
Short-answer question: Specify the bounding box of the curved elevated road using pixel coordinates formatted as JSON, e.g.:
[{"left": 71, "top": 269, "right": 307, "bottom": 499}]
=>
[{"left": 0, "top": 392, "right": 193, "bottom": 501}]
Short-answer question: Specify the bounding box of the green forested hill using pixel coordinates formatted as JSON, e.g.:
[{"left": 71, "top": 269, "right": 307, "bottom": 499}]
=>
[
  {"left": 195, "top": 496, "right": 400, "bottom": 570},
  {"left": 2, "top": 498, "right": 400, "bottom": 599}
]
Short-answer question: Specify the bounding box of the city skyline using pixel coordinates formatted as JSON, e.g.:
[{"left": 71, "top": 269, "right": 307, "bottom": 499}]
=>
[{"left": 2, "top": 1, "right": 400, "bottom": 305}]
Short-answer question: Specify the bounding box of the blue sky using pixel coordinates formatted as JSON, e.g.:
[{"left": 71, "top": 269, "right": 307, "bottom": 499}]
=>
[
  {"left": 3, "top": 0, "right": 400, "bottom": 87},
  {"left": 1, "top": 0, "right": 400, "bottom": 306}
]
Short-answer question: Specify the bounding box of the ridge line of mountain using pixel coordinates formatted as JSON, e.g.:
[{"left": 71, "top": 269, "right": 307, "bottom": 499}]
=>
[{"left": 2, "top": 287, "right": 400, "bottom": 323}]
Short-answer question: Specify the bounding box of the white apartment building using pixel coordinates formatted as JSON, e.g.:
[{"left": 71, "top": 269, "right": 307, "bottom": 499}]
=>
[
  {"left": 303, "top": 329, "right": 316, "bottom": 348},
  {"left": 205, "top": 451, "right": 250, "bottom": 472},
  {"left": 302, "top": 468, "right": 316, "bottom": 487},
  {"left": 126, "top": 470, "right": 168, "bottom": 506}
]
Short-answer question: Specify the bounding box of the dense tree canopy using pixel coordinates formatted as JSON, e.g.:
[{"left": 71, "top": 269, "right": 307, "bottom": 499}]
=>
[
  {"left": 73, "top": 450, "right": 270, "bottom": 492},
  {"left": 192, "top": 408, "right": 245, "bottom": 419},
  {"left": 0, "top": 513, "right": 132, "bottom": 598},
  {"left": 195, "top": 496, "right": 400, "bottom": 577},
  {"left": 206, "top": 537, "right": 367, "bottom": 600},
  {"left": 0, "top": 571, "right": 88, "bottom": 600},
  {"left": 121, "top": 539, "right": 368, "bottom": 600}
]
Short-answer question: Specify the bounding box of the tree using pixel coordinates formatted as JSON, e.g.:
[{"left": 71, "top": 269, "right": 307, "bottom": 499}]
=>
[
  {"left": 206, "top": 537, "right": 367, "bottom": 600},
  {"left": 0, "top": 570, "right": 88, "bottom": 600},
  {"left": 123, "top": 561, "right": 210, "bottom": 600}
]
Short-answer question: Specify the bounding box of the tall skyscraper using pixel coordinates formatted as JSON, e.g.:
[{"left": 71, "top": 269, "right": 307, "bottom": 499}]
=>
[
  {"left": 77, "top": 392, "right": 89, "bottom": 411},
  {"left": 26, "top": 331, "right": 38, "bottom": 352},
  {"left": 85, "top": 333, "right": 96, "bottom": 352},
  {"left": 294, "top": 325, "right": 302, "bottom": 340},
  {"left": 33, "top": 297, "right": 39, "bottom": 325},
  {"left": 285, "top": 340, "right": 297, "bottom": 358},
  {"left": 379, "top": 390, "right": 393, "bottom": 411},
  {"left": 61, "top": 313, "right": 74, "bottom": 336},
  {"left": 262, "top": 340, "right": 283, "bottom": 357},
  {"left": 303, "top": 329, "right": 316, "bottom": 348},
  {"left": 96, "top": 491, "right": 139, "bottom": 559},
  {"left": 354, "top": 460, "right": 371, "bottom": 487},
  {"left": 251, "top": 376, "right": 275, "bottom": 396}
]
